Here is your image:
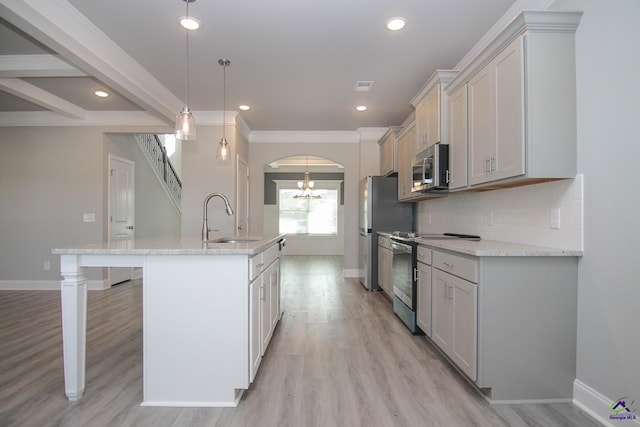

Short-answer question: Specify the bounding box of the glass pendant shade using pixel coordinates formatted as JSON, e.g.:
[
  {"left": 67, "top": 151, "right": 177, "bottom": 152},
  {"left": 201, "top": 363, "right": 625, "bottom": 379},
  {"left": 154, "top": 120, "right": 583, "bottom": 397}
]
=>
[
  {"left": 217, "top": 137, "right": 230, "bottom": 162},
  {"left": 175, "top": 105, "right": 196, "bottom": 140}
]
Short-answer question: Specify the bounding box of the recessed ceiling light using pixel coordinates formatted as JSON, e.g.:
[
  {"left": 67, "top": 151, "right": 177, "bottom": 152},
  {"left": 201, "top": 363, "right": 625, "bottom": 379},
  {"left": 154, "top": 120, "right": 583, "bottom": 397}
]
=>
[
  {"left": 239, "top": 105, "right": 250, "bottom": 111},
  {"left": 356, "top": 105, "right": 367, "bottom": 112},
  {"left": 386, "top": 17, "right": 407, "bottom": 31},
  {"left": 94, "top": 90, "right": 109, "bottom": 98},
  {"left": 180, "top": 16, "right": 200, "bottom": 30}
]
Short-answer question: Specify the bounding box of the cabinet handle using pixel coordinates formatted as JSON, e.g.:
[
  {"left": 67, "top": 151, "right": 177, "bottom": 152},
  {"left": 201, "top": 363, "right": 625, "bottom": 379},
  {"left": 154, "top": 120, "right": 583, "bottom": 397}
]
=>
[
  {"left": 414, "top": 268, "right": 418, "bottom": 281},
  {"left": 442, "top": 262, "right": 454, "bottom": 268},
  {"left": 490, "top": 157, "right": 495, "bottom": 172},
  {"left": 260, "top": 284, "right": 265, "bottom": 301},
  {"left": 448, "top": 285, "right": 454, "bottom": 300},
  {"left": 485, "top": 158, "right": 490, "bottom": 173},
  {"left": 443, "top": 283, "right": 449, "bottom": 299},
  {"left": 446, "top": 170, "right": 450, "bottom": 184}
]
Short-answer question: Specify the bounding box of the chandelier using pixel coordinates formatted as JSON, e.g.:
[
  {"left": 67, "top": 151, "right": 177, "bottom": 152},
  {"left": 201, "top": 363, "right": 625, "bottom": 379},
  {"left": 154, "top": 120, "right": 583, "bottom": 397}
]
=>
[{"left": 294, "top": 158, "right": 321, "bottom": 199}]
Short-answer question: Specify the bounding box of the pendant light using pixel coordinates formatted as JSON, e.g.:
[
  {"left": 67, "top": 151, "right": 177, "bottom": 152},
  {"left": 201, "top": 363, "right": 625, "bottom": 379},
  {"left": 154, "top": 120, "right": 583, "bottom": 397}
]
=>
[
  {"left": 175, "top": 0, "right": 197, "bottom": 140},
  {"left": 217, "top": 59, "right": 231, "bottom": 163},
  {"left": 294, "top": 157, "right": 321, "bottom": 199}
]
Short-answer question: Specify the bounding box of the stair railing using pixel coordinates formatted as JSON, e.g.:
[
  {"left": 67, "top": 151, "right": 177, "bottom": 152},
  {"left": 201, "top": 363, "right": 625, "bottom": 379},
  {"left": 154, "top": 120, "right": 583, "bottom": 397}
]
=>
[{"left": 135, "top": 134, "right": 182, "bottom": 213}]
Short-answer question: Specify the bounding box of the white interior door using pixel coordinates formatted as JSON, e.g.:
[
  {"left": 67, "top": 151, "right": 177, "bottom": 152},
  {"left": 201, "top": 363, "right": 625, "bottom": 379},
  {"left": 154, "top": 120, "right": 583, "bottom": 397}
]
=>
[
  {"left": 108, "top": 155, "right": 135, "bottom": 285},
  {"left": 236, "top": 156, "right": 249, "bottom": 236}
]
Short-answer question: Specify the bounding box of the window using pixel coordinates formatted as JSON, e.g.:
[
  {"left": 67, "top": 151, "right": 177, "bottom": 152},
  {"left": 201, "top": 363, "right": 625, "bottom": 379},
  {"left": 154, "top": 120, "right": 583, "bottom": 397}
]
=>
[{"left": 277, "top": 183, "right": 339, "bottom": 235}]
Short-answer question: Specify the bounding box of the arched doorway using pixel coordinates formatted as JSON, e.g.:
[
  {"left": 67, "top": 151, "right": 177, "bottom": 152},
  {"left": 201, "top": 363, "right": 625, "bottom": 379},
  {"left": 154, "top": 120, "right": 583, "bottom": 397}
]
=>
[{"left": 263, "top": 156, "right": 345, "bottom": 255}]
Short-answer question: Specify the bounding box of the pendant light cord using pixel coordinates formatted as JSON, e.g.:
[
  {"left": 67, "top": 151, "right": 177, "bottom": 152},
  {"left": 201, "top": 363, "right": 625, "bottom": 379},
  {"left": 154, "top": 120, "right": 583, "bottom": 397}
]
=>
[
  {"left": 185, "top": 1, "right": 190, "bottom": 106},
  {"left": 222, "top": 61, "right": 226, "bottom": 139}
]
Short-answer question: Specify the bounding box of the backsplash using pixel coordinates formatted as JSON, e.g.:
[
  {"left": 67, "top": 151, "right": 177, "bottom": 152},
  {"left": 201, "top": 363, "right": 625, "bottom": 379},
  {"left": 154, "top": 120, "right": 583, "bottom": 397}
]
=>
[{"left": 416, "top": 175, "right": 583, "bottom": 250}]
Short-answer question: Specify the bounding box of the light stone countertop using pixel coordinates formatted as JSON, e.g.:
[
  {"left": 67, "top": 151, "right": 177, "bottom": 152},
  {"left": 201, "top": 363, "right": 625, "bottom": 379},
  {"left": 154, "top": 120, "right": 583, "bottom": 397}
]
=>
[
  {"left": 377, "top": 231, "right": 582, "bottom": 257},
  {"left": 52, "top": 234, "right": 286, "bottom": 256}
]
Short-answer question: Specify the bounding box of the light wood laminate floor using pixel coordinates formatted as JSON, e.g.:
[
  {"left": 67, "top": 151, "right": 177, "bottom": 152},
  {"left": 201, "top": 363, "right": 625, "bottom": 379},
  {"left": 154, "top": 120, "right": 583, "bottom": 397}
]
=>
[{"left": 0, "top": 256, "right": 600, "bottom": 427}]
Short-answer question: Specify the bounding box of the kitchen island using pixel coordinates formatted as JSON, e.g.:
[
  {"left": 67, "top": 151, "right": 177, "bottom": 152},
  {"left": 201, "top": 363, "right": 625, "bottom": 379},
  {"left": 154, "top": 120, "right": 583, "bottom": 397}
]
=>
[{"left": 52, "top": 234, "right": 285, "bottom": 407}]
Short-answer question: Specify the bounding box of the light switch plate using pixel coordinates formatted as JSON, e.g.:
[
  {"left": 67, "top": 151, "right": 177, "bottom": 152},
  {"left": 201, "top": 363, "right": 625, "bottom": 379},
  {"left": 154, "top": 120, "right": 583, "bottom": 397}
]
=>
[{"left": 83, "top": 213, "right": 96, "bottom": 223}]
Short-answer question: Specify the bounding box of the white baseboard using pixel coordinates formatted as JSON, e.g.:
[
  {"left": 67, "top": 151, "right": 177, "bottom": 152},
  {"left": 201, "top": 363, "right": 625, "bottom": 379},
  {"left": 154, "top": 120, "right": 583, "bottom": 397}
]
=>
[
  {"left": 0, "top": 279, "right": 110, "bottom": 291},
  {"left": 574, "top": 380, "right": 640, "bottom": 427},
  {"left": 342, "top": 269, "right": 361, "bottom": 278}
]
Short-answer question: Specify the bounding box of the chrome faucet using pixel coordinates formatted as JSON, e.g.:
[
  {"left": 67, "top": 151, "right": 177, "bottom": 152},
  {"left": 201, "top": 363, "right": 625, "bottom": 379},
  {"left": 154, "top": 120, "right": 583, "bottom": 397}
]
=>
[{"left": 202, "top": 193, "right": 234, "bottom": 241}]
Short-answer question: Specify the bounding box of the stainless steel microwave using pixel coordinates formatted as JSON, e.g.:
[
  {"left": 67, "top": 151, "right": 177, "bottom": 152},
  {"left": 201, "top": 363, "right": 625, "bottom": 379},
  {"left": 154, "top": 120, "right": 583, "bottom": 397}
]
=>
[{"left": 412, "top": 143, "right": 450, "bottom": 192}]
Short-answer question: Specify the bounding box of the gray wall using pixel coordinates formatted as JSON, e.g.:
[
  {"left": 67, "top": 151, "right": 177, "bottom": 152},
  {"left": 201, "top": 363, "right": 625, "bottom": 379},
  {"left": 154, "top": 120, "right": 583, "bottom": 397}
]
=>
[
  {"left": 105, "top": 134, "right": 181, "bottom": 239},
  {"left": 0, "top": 126, "right": 182, "bottom": 287},
  {"left": 550, "top": 0, "right": 640, "bottom": 416}
]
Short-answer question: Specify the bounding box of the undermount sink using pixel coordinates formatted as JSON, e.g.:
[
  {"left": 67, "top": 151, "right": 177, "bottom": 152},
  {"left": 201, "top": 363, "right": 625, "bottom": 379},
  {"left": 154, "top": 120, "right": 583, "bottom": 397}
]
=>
[{"left": 206, "top": 237, "right": 261, "bottom": 244}]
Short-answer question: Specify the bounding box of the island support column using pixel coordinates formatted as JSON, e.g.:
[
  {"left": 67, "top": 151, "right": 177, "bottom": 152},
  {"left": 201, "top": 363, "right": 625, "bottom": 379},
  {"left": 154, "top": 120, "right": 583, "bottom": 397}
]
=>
[{"left": 60, "top": 254, "right": 88, "bottom": 400}]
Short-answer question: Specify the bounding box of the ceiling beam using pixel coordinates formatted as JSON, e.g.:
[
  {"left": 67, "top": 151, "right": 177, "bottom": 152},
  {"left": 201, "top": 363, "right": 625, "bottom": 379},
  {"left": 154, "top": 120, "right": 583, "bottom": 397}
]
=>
[
  {"left": 0, "top": 54, "right": 87, "bottom": 77},
  {"left": 0, "top": 0, "right": 180, "bottom": 125},
  {"left": 0, "top": 77, "right": 87, "bottom": 118}
]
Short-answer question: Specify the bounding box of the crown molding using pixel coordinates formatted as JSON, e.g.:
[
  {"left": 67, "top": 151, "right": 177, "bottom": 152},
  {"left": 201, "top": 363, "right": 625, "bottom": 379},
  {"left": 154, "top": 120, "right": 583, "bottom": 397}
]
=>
[
  {"left": 410, "top": 70, "right": 458, "bottom": 108},
  {"left": 249, "top": 130, "right": 362, "bottom": 144},
  {"left": 357, "top": 127, "right": 388, "bottom": 143}
]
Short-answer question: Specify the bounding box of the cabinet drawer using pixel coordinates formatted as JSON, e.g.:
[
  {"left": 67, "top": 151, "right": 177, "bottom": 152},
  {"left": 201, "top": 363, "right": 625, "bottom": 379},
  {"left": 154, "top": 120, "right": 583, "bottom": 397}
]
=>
[
  {"left": 433, "top": 250, "right": 478, "bottom": 283},
  {"left": 249, "top": 254, "right": 264, "bottom": 281},
  {"left": 417, "top": 245, "right": 432, "bottom": 265},
  {"left": 378, "top": 235, "right": 392, "bottom": 250},
  {"left": 262, "top": 244, "right": 279, "bottom": 268}
]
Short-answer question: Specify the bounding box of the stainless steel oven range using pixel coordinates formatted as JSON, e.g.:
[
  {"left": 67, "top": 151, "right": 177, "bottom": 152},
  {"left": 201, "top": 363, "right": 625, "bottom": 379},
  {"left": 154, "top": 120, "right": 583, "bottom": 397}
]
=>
[
  {"left": 390, "top": 235, "right": 421, "bottom": 334},
  {"left": 389, "top": 232, "right": 481, "bottom": 334}
]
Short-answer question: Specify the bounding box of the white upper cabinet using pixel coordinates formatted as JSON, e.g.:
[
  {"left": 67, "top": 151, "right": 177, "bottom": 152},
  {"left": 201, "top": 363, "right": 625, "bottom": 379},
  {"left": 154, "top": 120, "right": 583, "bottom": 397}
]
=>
[
  {"left": 379, "top": 126, "right": 402, "bottom": 176},
  {"left": 397, "top": 120, "right": 420, "bottom": 201},
  {"left": 446, "top": 10, "right": 582, "bottom": 190},
  {"left": 447, "top": 85, "right": 468, "bottom": 191},
  {"left": 412, "top": 70, "right": 458, "bottom": 154}
]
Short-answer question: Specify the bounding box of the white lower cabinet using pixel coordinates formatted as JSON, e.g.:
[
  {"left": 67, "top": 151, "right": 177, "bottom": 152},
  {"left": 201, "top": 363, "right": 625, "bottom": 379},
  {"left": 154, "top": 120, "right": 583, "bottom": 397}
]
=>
[
  {"left": 416, "top": 246, "right": 432, "bottom": 336},
  {"left": 249, "top": 244, "right": 282, "bottom": 383},
  {"left": 432, "top": 266, "right": 477, "bottom": 381},
  {"left": 422, "top": 245, "right": 579, "bottom": 402},
  {"left": 377, "top": 235, "right": 393, "bottom": 296}
]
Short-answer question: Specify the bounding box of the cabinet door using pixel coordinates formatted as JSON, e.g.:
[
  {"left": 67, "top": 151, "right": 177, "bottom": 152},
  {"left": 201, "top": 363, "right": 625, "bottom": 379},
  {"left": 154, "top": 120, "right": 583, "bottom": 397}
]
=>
[
  {"left": 425, "top": 86, "right": 441, "bottom": 146},
  {"left": 468, "top": 65, "right": 493, "bottom": 186},
  {"left": 493, "top": 37, "right": 525, "bottom": 181},
  {"left": 377, "top": 246, "right": 392, "bottom": 295},
  {"left": 431, "top": 269, "right": 453, "bottom": 352},
  {"left": 448, "top": 85, "right": 468, "bottom": 190},
  {"left": 249, "top": 276, "right": 262, "bottom": 382},
  {"left": 415, "top": 97, "right": 428, "bottom": 152},
  {"left": 260, "top": 266, "right": 272, "bottom": 355},
  {"left": 269, "top": 259, "right": 280, "bottom": 332},
  {"left": 397, "top": 125, "right": 414, "bottom": 200},
  {"left": 450, "top": 274, "right": 477, "bottom": 381},
  {"left": 416, "top": 261, "right": 432, "bottom": 337},
  {"left": 380, "top": 133, "right": 395, "bottom": 176}
]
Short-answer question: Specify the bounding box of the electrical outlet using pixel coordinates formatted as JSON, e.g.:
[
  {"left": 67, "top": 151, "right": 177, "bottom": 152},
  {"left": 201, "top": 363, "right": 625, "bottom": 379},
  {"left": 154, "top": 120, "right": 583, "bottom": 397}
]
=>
[
  {"left": 44, "top": 261, "right": 50, "bottom": 271},
  {"left": 83, "top": 213, "right": 96, "bottom": 223},
  {"left": 488, "top": 211, "right": 495, "bottom": 226},
  {"left": 550, "top": 208, "right": 561, "bottom": 229}
]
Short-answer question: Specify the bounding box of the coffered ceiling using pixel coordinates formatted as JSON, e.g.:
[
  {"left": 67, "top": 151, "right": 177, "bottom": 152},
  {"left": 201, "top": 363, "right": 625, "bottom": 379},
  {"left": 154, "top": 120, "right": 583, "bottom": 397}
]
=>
[{"left": 0, "top": 0, "right": 517, "bottom": 132}]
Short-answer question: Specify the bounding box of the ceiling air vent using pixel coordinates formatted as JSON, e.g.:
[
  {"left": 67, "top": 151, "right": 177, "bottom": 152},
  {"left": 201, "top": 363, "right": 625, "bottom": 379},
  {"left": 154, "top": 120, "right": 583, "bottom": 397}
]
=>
[{"left": 355, "top": 81, "right": 374, "bottom": 92}]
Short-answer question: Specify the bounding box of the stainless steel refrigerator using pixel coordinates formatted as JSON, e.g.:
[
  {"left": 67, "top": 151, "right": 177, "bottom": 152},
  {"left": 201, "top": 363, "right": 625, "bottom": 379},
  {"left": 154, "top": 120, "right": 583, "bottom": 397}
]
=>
[{"left": 359, "top": 176, "right": 413, "bottom": 291}]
